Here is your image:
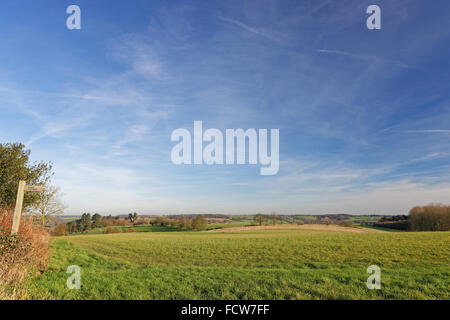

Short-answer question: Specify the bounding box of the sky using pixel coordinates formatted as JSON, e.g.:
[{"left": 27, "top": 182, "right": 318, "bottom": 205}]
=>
[{"left": 1, "top": 0, "right": 450, "bottom": 215}]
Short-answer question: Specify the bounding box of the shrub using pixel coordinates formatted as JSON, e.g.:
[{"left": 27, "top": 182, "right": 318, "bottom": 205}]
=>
[
  {"left": 104, "top": 226, "right": 122, "bottom": 234},
  {"left": 373, "top": 220, "right": 410, "bottom": 230},
  {"left": 0, "top": 234, "right": 34, "bottom": 299},
  {"left": 50, "top": 223, "right": 68, "bottom": 236},
  {"left": 338, "top": 221, "right": 353, "bottom": 228},
  {"left": 0, "top": 207, "right": 49, "bottom": 299},
  {"left": 134, "top": 218, "right": 148, "bottom": 225},
  {"left": 100, "top": 217, "right": 130, "bottom": 228}
]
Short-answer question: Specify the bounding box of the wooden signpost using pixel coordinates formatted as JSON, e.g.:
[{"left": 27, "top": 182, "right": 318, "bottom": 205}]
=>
[{"left": 11, "top": 180, "right": 44, "bottom": 235}]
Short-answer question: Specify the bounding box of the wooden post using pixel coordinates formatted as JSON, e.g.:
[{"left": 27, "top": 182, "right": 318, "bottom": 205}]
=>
[
  {"left": 11, "top": 181, "right": 44, "bottom": 235},
  {"left": 11, "top": 180, "right": 26, "bottom": 235}
]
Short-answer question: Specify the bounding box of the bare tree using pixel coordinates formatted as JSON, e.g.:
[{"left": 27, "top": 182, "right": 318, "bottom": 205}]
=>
[
  {"left": 254, "top": 213, "right": 263, "bottom": 226},
  {"left": 254, "top": 213, "right": 269, "bottom": 226},
  {"left": 30, "top": 185, "right": 65, "bottom": 227},
  {"left": 192, "top": 215, "right": 206, "bottom": 230},
  {"left": 128, "top": 212, "right": 138, "bottom": 225},
  {"left": 270, "top": 212, "right": 277, "bottom": 225}
]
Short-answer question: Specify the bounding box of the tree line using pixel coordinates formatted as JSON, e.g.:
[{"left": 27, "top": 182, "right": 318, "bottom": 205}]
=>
[
  {"left": 51, "top": 213, "right": 209, "bottom": 235},
  {"left": 151, "top": 215, "right": 207, "bottom": 230},
  {"left": 61, "top": 213, "right": 139, "bottom": 234},
  {"left": 373, "top": 205, "right": 450, "bottom": 231},
  {"left": 253, "top": 212, "right": 285, "bottom": 225},
  {"left": 409, "top": 204, "right": 450, "bottom": 231}
]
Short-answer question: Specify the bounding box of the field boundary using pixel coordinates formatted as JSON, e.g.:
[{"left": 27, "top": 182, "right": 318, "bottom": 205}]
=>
[{"left": 204, "top": 224, "right": 383, "bottom": 233}]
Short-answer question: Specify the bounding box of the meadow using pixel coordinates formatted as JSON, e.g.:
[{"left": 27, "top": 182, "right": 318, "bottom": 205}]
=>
[{"left": 29, "top": 228, "right": 449, "bottom": 300}]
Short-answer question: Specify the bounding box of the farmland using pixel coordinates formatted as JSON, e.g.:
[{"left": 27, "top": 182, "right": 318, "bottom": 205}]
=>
[{"left": 29, "top": 228, "right": 450, "bottom": 300}]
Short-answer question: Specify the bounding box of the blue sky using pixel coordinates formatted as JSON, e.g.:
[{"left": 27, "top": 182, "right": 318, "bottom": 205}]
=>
[{"left": 1, "top": 0, "right": 450, "bottom": 215}]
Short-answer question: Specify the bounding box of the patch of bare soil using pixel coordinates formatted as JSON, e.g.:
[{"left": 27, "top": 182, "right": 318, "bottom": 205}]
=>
[{"left": 205, "top": 224, "right": 382, "bottom": 233}]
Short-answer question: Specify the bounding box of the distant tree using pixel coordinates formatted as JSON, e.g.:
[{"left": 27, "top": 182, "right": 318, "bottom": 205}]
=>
[
  {"left": 192, "top": 215, "right": 206, "bottom": 230},
  {"left": 0, "top": 143, "right": 53, "bottom": 208},
  {"left": 303, "top": 218, "right": 316, "bottom": 224},
  {"left": 29, "top": 185, "right": 65, "bottom": 227},
  {"left": 409, "top": 204, "right": 450, "bottom": 231},
  {"left": 170, "top": 219, "right": 180, "bottom": 228},
  {"left": 67, "top": 220, "right": 78, "bottom": 233},
  {"left": 152, "top": 217, "right": 163, "bottom": 226},
  {"left": 79, "top": 213, "right": 91, "bottom": 231},
  {"left": 254, "top": 213, "right": 264, "bottom": 226},
  {"left": 270, "top": 212, "right": 277, "bottom": 225},
  {"left": 92, "top": 213, "right": 102, "bottom": 228},
  {"left": 179, "top": 217, "right": 191, "bottom": 229},
  {"left": 128, "top": 212, "right": 138, "bottom": 225}
]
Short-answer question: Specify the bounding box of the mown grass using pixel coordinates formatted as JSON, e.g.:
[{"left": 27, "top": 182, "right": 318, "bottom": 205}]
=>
[{"left": 29, "top": 230, "right": 450, "bottom": 300}]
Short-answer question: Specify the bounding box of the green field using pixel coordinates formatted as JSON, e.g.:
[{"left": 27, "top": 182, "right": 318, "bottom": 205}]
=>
[
  {"left": 29, "top": 229, "right": 450, "bottom": 300},
  {"left": 68, "top": 221, "right": 256, "bottom": 235}
]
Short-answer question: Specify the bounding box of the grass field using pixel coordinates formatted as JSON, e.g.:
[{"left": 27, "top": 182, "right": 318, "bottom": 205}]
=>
[{"left": 29, "top": 228, "right": 450, "bottom": 300}]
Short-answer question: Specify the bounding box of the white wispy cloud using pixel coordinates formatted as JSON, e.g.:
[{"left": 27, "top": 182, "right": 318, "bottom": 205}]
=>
[
  {"left": 407, "top": 152, "right": 449, "bottom": 163},
  {"left": 398, "top": 129, "right": 450, "bottom": 133},
  {"left": 306, "top": 0, "right": 332, "bottom": 16},
  {"left": 218, "top": 16, "right": 281, "bottom": 43},
  {"left": 112, "top": 34, "right": 165, "bottom": 78},
  {"left": 1, "top": 33, "right": 174, "bottom": 147},
  {"left": 113, "top": 124, "right": 150, "bottom": 152},
  {"left": 317, "top": 49, "right": 414, "bottom": 69}
]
